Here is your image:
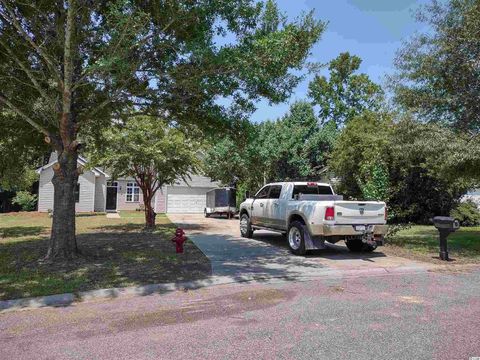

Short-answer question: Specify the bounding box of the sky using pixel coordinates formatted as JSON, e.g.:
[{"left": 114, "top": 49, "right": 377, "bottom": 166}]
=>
[{"left": 249, "top": 0, "right": 433, "bottom": 123}]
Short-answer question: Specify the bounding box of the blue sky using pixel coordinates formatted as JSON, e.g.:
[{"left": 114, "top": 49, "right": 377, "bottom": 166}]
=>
[{"left": 249, "top": 0, "right": 432, "bottom": 123}]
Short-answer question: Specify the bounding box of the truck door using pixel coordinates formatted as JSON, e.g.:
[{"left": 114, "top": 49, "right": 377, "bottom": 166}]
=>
[
  {"left": 251, "top": 185, "right": 270, "bottom": 226},
  {"left": 264, "top": 185, "right": 286, "bottom": 230}
]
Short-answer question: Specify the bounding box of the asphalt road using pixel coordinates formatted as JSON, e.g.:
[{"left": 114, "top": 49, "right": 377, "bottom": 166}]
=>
[
  {"left": 2, "top": 215, "right": 479, "bottom": 359},
  {"left": 1, "top": 269, "right": 479, "bottom": 360}
]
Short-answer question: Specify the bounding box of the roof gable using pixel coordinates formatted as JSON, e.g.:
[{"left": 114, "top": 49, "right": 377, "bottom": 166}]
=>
[{"left": 36, "top": 154, "right": 109, "bottom": 178}]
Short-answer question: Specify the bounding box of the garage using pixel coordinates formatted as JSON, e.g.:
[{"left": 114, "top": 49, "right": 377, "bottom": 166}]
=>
[{"left": 166, "top": 186, "right": 214, "bottom": 213}]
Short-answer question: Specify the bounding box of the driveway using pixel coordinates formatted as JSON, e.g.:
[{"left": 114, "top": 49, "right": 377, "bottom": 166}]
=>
[{"left": 168, "top": 214, "right": 431, "bottom": 282}]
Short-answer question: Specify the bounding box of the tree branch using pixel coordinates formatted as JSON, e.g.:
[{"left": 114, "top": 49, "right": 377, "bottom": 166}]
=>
[
  {"left": 0, "top": 2, "right": 63, "bottom": 86},
  {"left": 0, "top": 38, "right": 53, "bottom": 104},
  {"left": 0, "top": 92, "right": 49, "bottom": 135}
]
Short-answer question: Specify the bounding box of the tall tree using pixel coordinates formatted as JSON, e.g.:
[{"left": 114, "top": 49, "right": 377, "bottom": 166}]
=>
[
  {"left": 308, "top": 52, "right": 384, "bottom": 128},
  {"left": 329, "top": 112, "right": 475, "bottom": 223},
  {"left": 0, "top": 0, "right": 324, "bottom": 260},
  {"left": 90, "top": 116, "right": 199, "bottom": 228},
  {"left": 204, "top": 101, "right": 338, "bottom": 192},
  {"left": 329, "top": 111, "right": 392, "bottom": 200},
  {"left": 203, "top": 130, "right": 255, "bottom": 187},
  {"left": 392, "top": 0, "right": 480, "bottom": 134},
  {"left": 267, "top": 101, "right": 322, "bottom": 180}
]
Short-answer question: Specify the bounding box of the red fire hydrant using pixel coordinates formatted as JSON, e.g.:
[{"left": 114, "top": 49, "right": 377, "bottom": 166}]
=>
[{"left": 172, "top": 228, "right": 187, "bottom": 253}]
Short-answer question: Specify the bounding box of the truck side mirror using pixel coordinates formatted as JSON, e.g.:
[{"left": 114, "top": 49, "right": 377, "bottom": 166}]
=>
[{"left": 245, "top": 191, "right": 251, "bottom": 199}]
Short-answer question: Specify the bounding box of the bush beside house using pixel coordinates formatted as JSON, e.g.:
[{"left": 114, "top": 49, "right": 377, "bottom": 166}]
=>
[{"left": 12, "top": 191, "right": 37, "bottom": 211}]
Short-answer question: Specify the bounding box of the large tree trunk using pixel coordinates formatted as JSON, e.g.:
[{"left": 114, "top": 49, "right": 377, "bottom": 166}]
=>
[
  {"left": 45, "top": 1, "right": 79, "bottom": 260},
  {"left": 46, "top": 151, "right": 79, "bottom": 260}
]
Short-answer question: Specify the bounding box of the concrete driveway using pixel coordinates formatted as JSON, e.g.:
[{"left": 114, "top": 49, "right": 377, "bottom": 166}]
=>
[{"left": 168, "top": 214, "right": 431, "bottom": 282}]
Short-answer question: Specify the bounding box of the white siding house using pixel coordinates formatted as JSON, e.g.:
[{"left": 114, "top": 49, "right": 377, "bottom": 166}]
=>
[
  {"left": 37, "top": 153, "right": 219, "bottom": 214},
  {"left": 37, "top": 153, "right": 108, "bottom": 213}
]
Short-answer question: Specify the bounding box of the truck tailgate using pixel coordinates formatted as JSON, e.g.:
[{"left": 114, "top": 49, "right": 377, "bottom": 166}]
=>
[{"left": 333, "top": 201, "right": 385, "bottom": 225}]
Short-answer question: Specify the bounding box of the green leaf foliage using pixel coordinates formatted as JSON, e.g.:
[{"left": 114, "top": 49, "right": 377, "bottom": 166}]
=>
[
  {"left": 12, "top": 191, "right": 37, "bottom": 211},
  {"left": 391, "top": 0, "right": 480, "bottom": 133},
  {"left": 0, "top": 0, "right": 325, "bottom": 183},
  {"left": 329, "top": 111, "right": 391, "bottom": 199},
  {"left": 308, "top": 52, "right": 384, "bottom": 128},
  {"left": 329, "top": 112, "right": 476, "bottom": 223},
  {"left": 0, "top": 111, "right": 44, "bottom": 190},
  {"left": 203, "top": 101, "right": 338, "bottom": 193},
  {"left": 90, "top": 116, "right": 200, "bottom": 187},
  {"left": 450, "top": 200, "right": 480, "bottom": 227}
]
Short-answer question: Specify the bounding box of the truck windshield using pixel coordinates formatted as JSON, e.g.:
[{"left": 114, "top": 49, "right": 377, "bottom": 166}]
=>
[{"left": 292, "top": 185, "right": 333, "bottom": 199}]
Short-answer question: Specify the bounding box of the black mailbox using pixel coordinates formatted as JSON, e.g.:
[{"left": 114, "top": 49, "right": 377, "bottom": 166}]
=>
[{"left": 432, "top": 216, "right": 460, "bottom": 261}]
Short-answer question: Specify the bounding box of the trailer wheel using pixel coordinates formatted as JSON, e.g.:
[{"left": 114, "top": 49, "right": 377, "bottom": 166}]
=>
[
  {"left": 204, "top": 209, "right": 210, "bottom": 218},
  {"left": 287, "top": 221, "right": 306, "bottom": 256},
  {"left": 240, "top": 213, "right": 253, "bottom": 238}
]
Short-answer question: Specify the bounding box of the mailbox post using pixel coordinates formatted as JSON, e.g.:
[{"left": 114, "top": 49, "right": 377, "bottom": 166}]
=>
[{"left": 432, "top": 216, "right": 460, "bottom": 261}]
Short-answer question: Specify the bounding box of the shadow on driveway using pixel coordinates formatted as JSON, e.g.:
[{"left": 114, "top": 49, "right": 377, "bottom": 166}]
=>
[{"left": 167, "top": 214, "right": 422, "bottom": 283}]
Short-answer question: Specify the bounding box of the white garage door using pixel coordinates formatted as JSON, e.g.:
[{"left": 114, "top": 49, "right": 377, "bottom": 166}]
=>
[
  {"left": 167, "top": 194, "right": 206, "bottom": 213},
  {"left": 166, "top": 186, "right": 212, "bottom": 213}
]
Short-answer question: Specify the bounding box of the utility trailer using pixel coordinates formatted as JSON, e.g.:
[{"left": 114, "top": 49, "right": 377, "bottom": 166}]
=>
[{"left": 204, "top": 187, "right": 237, "bottom": 219}]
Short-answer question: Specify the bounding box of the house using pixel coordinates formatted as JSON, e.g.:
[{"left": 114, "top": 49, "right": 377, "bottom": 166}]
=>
[{"left": 36, "top": 153, "right": 219, "bottom": 213}]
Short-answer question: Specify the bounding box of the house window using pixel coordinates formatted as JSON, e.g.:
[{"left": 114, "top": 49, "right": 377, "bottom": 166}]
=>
[
  {"left": 74, "top": 183, "right": 80, "bottom": 203},
  {"left": 126, "top": 182, "right": 140, "bottom": 202}
]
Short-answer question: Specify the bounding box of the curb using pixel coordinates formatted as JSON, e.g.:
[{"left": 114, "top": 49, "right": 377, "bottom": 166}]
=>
[{"left": 0, "top": 265, "right": 428, "bottom": 313}]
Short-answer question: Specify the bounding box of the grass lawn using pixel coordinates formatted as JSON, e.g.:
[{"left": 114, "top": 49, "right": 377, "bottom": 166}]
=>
[
  {"left": 0, "top": 211, "right": 210, "bottom": 301},
  {"left": 385, "top": 225, "right": 480, "bottom": 263}
]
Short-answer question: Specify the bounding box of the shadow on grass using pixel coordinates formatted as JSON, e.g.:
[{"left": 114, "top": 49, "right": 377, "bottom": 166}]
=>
[
  {"left": 1, "top": 226, "right": 47, "bottom": 239},
  {"left": 0, "top": 227, "right": 211, "bottom": 302}
]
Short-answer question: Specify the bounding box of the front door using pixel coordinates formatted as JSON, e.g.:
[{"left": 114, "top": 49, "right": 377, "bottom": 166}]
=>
[
  {"left": 264, "top": 184, "right": 285, "bottom": 230},
  {"left": 106, "top": 184, "right": 117, "bottom": 211},
  {"left": 251, "top": 185, "right": 270, "bottom": 226}
]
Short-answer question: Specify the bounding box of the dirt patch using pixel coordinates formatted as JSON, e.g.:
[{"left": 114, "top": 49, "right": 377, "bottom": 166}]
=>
[{"left": 114, "top": 288, "right": 294, "bottom": 332}]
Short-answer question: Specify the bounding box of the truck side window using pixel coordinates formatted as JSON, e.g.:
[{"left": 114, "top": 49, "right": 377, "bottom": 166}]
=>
[
  {"left": 268, "top": 185, "right": 282, "bottom": 199},
  {"left": 255, "top": 186, "right": 270, "bottom": 199}
]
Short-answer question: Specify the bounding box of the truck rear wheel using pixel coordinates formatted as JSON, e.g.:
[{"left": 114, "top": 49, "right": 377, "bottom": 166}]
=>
[
  {"left": 287, "top": 221, "right": 306, "bottom": 256},
  {"left": 240, "top": 213, "right": 253, "bottom": 238}
]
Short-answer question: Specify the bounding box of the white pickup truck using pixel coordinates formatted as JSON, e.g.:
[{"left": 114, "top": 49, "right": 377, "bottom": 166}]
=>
[{"left": 239, "top": 182, "right": 388, "bottom": 255}]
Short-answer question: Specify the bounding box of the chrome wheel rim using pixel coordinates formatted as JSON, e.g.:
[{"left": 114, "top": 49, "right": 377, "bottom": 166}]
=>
[
  {"left": 288, "top": 227, "right": 301, "bottom": 250},
  {"left": 240, "top": 215, "right": 249, "bottom": 234}
]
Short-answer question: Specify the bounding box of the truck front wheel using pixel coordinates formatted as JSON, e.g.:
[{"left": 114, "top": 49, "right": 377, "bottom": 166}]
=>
[
  {"left": 287, "top": 221, "right": 307, "bottom": 256},
  {"left": 240, "top": 213, "right": 253, "bottom": 238}
]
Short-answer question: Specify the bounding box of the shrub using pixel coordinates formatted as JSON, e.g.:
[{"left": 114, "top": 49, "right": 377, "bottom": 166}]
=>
[
  {"left": 12, "top": 191, "right": 37, "bottom": 211},
  {"left": 450, "top": 201, "right": 480, "bottom": 227}
]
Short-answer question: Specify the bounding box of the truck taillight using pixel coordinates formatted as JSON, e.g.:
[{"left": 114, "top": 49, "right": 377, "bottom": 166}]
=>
[
  {"left": 325, "top": 206, "right": 335, "bottom": 221},
  {"left": 384, "top": 207, "right": 388, "bottom": 220}
]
